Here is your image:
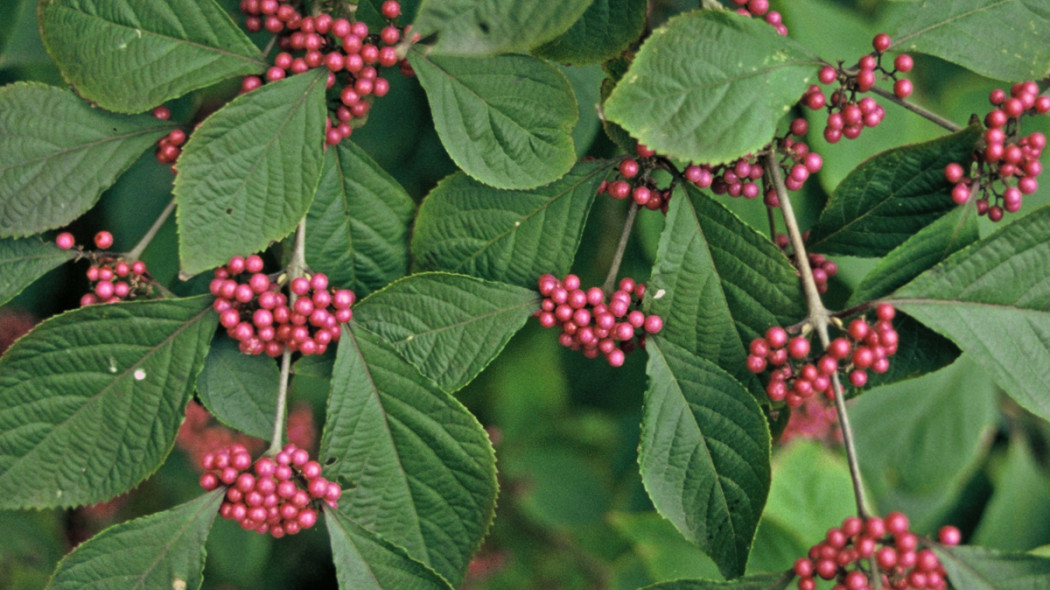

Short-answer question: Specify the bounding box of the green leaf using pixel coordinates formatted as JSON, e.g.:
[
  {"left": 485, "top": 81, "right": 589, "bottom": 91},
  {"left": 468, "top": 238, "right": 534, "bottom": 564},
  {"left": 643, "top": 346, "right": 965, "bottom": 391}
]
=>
[
  {"left": 305, "top": 141, "right": 415, "bottom": 296},
  {"left": 0, "top": 236, "right": 74, "bottom": 306},
  {"left": 174, "top": 69, "right": 328, "bottom": 276},
  {"left": 863, "top": 315, "right": 960, "bottom": 388},
  {"left": 935, "top": 544, "right": 1050, "bottom": 590},
  {"left": 195, "top": 336, "right": 278, "bottom": 441},
  {"left": 533, "top": 0, "right": 648, "bottom": 65},
  {"left": 351, "top": 272, "right": 537, "bottom": 393},
  {"left": 891, "top": 0, "right": 1050, "bottom": 82},
  {"left": 641, "top": 572, "right": 790, "bottom": 590},
  {"left": 0, "top": 296, "right": 217, "bottom": 509},
  {"left": 893, "top": 205, "right": 1050, "bottom": 422},
  {"left": 409, "top": 51, "right": 578, "bottom": 190},
  {"left": 603, "top": 11, "right": 819, "bottom": 165},
  {"left": 325, "top": 509, "right": 454, "bottom": 590},
  {"left": 971, "top": 437, "right": 1050, "bottom": 551},
  {"left": 608, "top": 511, "right": 723, "bottom": 582},
  {"left": 0, "top": 82, "right": 171, "bottom": 237},
  {"left": 410, "top": 161, "right": 608, "bottom": 287},
  {"left": 646, "top": 184, "right": 805, "bottom": 399},
  {"left": 641, "top": 337, "right": 771, "bottom": 579},
  {"left": 39, "top": 0, "right": 265, "bottom": 113},
  {"left": 46, "top": 490, "right": 223, "bottom": 590},
  {"left": 412, "top": 0, "right": 591, "bottom": 56},
  {"left": 319, "top": 326, "right": 497, "bottom": 587}
]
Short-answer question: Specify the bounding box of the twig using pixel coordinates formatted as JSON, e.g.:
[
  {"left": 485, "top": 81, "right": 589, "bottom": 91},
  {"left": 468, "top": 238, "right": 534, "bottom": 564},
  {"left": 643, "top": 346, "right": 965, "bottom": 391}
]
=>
[
  {"left": 127, "top": 198, "right": 175, "bottom": 261},
  {"left": 601, "top": 203, "right": 639, "bottom": 294},
  {"left": 869, "top": 85, "right": 963, "bottom": 132},
  {"left": 267, "top": 218, "right": 309, "bottom": 455}
]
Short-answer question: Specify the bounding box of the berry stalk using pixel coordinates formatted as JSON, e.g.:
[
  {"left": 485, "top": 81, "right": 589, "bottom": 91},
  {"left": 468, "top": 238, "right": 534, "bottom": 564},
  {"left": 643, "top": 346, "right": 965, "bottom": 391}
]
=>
[{"left": 267, "top": 217, "right": 309, "bottom": 456}]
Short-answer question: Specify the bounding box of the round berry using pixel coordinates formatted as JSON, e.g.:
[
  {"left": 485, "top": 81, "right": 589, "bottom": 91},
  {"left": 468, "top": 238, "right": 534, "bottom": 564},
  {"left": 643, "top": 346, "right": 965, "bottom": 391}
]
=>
[
  {"left": 872, "top": 33, "right": 892, "bottom": 52},
  {"left": 56, "top": 232, "right": 76, "bottom": 250},
  {"left": 893, "top": 78, "right": 913, "bottom": 98},
  {"left": 94, "top": 231, "right": 114, "bottom": 250},
  {"left": 381, "top": 0, "right": 401, "bottom": 19}
]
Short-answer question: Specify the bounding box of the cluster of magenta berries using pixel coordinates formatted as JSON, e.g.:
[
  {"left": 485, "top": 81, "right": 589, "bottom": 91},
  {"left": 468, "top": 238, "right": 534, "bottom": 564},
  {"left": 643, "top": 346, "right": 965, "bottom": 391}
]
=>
[
  {"left": 210, "top": 255, "right": 355, "bottom": 356},
  {"left": 801, "top": 33, "right": 913, "bottom": 143},
  {"left": 56, "top": 231, "right": 153, "bottom": 306},
  {"left": 238, "top": 0, "right": 409, "bottom": 146},
  {"left": 730, "top": 0, "right": 787, "bottom": 35},
  {"left": 775, "top": 233, "right": 838, "bottom": 294},
  {"left": 598, "top": 143, "right": 672, "bottom": 212},
  {"left": 793, "top": 513, "right": 960, "bottom": 590},
  {"left": 199, "top": 443, "right": 340, "bottom": 538},
  {"left": 535, "top": 274, "right": 663, "bottom": 367},
  {"left": 150, "top": 106, "right": 187, "bottom": 170},
  {"left": 945, "top": 80, "right": 1048, "bottom": 221},
  {"left": 747, "top": 304, "right": 898, "bottom": 406}
]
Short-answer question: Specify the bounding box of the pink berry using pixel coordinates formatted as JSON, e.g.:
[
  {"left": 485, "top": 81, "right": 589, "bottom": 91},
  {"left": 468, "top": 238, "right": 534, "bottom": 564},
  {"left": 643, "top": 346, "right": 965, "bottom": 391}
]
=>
[
  {"left": 872, "top": 33, "right": 891, "bottom": 52},
  {"left": 381, "top": 0, "right": 401, "bottom": 19},
  {"left": 56, "top": 232, "right": 76, "bottom": 250},
  {"left": 94, "top": 231, "right": 114, "bottom": 250}
]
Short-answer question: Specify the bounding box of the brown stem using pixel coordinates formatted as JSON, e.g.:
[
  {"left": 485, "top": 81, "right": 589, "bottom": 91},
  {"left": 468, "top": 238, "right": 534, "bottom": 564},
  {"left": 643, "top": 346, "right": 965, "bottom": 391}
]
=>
[
  {"left": 267, "top": 218, "right": 308, "bottom": 455},
  {"left": 868, "top": 85, "right": 963, "bottom": 132}
]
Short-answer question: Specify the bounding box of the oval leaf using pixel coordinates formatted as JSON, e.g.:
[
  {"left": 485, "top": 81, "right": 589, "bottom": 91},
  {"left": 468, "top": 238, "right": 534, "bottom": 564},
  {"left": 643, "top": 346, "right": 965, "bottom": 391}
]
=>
[
  {"left": 0, "top": 82, "right": 172, "bottom": 237},
  {"left": 0, "top": 236, "right": 74, "bottom": 306},
  {"left": 39, "top": 0, "right": 265, "bottom": 113},
  {"left": 411, "top": 160, "right": 608, "bottom": 287},
  {"left": 935, "top": 544, "right": 1050, "bottom": 590},
  {"left": 603, "top": 11, "right": 819, "bottom": 164},
  {"left": 409, "top": 51, "right": 578, "bottom": 190},
  {"left": 319, "top": 326, "right": 497, "bottom": 587},
  {"left": 0, "top": 296, "right": 218, "bottom": 509},
  {"left": 352, "top": 272, "right": 537, "bottom": 393},
  {"left": 174, "top": 69, "right": 328, "bottom": 276},
  {"left": 532, "top": 0, "right": 648, "bottom": 65},
  {"left": 412, "top": 0, "right": 591, "bottom": 56},
  {"left": 46, "top": 490, "right": 223, "bottom": 590},
  {"left": 196, "top": 336, "right": 278, "bottom": 441}
]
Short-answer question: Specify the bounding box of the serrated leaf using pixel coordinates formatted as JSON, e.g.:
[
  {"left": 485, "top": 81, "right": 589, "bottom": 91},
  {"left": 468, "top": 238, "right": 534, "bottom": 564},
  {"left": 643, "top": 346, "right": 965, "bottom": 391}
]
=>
[
  {"left": 891, "top": 0, "right": 1050, "bottom": 82},
  {"left": 409, "top": 51, "right": 578, "bottom": 190},
  {"left": 305, "top": 142, "right": 415, "bottom": 296},
  {"left": 46, "top": 490, "right": 223, "bottom": 590},
  {"left": 39, "top": 0, "right": 265, "bottom": 113},
  {"left": 319, "top": 326, "right": 497, "bottom": 587},
  {"left": 642, "top": 573, "right": 792, "bottom": 590},
  {"left": 533, "top": 0, "right": 648, "bottom": 65},
  {"left": 411, "top": 161, "right": 608, "bottom": 287},
  {"left": 174, "top": 69, "right": 328, "bottom": 276},
  {"left": 0, "top": 296, "right": 217, "bottom": 509},
  {"left": 351, "top": 272, "right": 536, "bottom": 393},
  {"left": 195, "top": 336, "right": 277, "bottom": 441},
  {"left": 0, "top": 236, "right": 74, "bottom": 306},
  {"left": 935, "top": 544, "right": 1050, "bottom": 590},
  {"left": 412, "top": 0, "right": 591, "bottom": 56},
  {"left": 325, "top": 509, "right": 454, "bottom": 590},
  {"left": 806, "top": 126, "right": 981, "bottom": 257},
  {"left": 641, "top": 337, "right": 771, "bottom": 579},
  {"left": 646, "top": 184, "right": 805, "bottom": 399},
  {"left": 892, "top": 205, "right": 1050, "bottom": 422},
  {"left": 603, "top": 11, "right": 819, "bottom": 165},
  {"left": 0, "top": 83, "right": 171, "bottom": 237}
]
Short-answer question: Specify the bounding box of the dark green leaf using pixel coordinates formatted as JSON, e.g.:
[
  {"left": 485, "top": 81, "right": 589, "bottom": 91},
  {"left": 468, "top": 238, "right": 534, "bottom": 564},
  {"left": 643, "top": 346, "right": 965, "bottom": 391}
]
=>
[
  {"left": 409, "top": 51, "right": 578, "bottom": 190},
  {"left": 352, "top": 272, "right": 537, "bottom": 393},
  {"left": 603, "top": 11, "right": 819, "bottom": 164},
  {"left": 641, "top": 573, "right": 791, "bottom": 590},
  {"left": 533, "top": 0, "right": 648, "bottom": 65},
  {"left": 863, "top": 315, "right": 960, "bottom": 388},
  {"left": 0, "top": 236, "right": 74, "bottom": 306},
  {"left": 46, "top": 490, "right": 223, "bottom": 590},
  {"left": 891, "top": 0, "right": 1050, "bottom": 82},
  {"left": 411, "top": 161, "right": 608, "bottom": 287},
  {"left": 174, "top": 69, "right": 328, "bottom": 276},
  {"left": 305, "top": 142, "right": 415, "bottom": 297},
  {"left": 319, "top": 326, "right": 497, "bottom": 587},
  {"left": 326, "top": 509, "right": 454, "bottom": 590},
  {"left": 39, "top": 0, "right": 265, "bottom": 113},
  {"left": 412, "top": 0, "right": 591, "bottom": 56},
  {"left": 196, "top": 336, "right": 278, "bottom": 441},
  {"left": 893, "top": 205, "right": 1050, "bottom": 421},
  {"left": 0, "top": 296, "right": 217, "bottom": 509},
  {"left": 806, "top": 126, "right": 981, "bottom": 257},
  {"left": 641, "top": 337, "right": 771, "bottom": 579},
  {"left": 0, "top": 83, "right": 171, "bottom": 237},
  {"left": 936, "top": 544, "right": 1050, "bottom": 590}
]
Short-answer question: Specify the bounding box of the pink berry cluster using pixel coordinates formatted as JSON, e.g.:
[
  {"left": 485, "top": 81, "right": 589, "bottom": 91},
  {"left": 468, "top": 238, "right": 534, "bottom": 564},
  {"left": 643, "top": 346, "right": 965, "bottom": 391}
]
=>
[
  {"left": 598, "top": 144, "right": 672, "bottom": 212},
  {"left": 775, "top": 233, "right": 838, "bottom": 294},
  {"left": 149, "top": 106, "right": 188, "bottom": 171},
  {"left": 801, "top": 33, "right": 913, "bottom": 143},
  {"left": 56, "top": 231, "right": 153, "bottom": 306},
  {"left": 199, "top": 443, "right": 340, "bottom": 538},
  {"left": 237, "top": 0, "right": 409, "bottom": 146},
  {"left": 730, "top": 0, "right": 787, "bottom": 35},
  {"left": 778, "top": 396, "right": 841, "bottom": 445},
  {"left": 793, "top": 513, "right": 961, "bottom": 590},
  {"left": 535, "top": 274, "right": 663, "bottom": 367},
  {"left": 210, "top": 255, "right": 355, "bottom": 356},
  {"left": 945, "top": 81, "right": 1048, "bottom": 221},
  {"left": 747, "top": 304, "right": 898, "bottom": 406}
]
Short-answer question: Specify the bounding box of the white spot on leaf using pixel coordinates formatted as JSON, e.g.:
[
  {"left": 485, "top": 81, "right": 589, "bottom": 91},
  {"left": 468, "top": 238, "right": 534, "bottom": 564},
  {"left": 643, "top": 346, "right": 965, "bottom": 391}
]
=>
[
  {"left": 514, "top": 221, "right": 521, "bottom": 227},
  {"left": 134, "top": 369, "right": 146, "bottom": 381},
  {"left": 108, "top": 358, "right": 117, "bottom": 373},
  {"left": 654, "top": 289, "right": 666, "bottom": 299},
  {"left": 172, "top": 578, "right": 186, "bottom": 590}
]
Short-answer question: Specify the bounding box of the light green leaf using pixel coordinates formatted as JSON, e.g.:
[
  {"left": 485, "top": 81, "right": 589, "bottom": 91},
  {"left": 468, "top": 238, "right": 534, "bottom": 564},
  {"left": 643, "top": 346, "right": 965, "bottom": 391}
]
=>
[
  {"left": 608, "top": 511, "right": 723, "bottom": 582},
  {"left": 640, "top": 572, "right": 790, "bottom": 589},
  {"left": 533, "top": 0, "right": 648, "bottom": 65},
  {"left": 411, "top": 161, "right": 608, "bottom": 287},
  {"left": 319, "top": 326, "right": 497, "bottom": 587},
  {"left": 0, "top": 83, "right": 171, "bottom": 237},
  {"left": 195, "top": 336, "right": 278, "bottom": 441},
  {"left": 641, "top": 337, "right": 771, "bottom": 579},
  {"left": 603, "top": 11, "right": 819, "bottom": 165},
  {"left": 39, "top": 0, "right": 265, "bottom": 113},
  {"left": 0, "top": 236, "right": 75, "bottom": 306},
  {"left": 0, "top": 296, "right": 217, "bottom": 509},
  {"left": 412, "top": 0, "right": 591, "bottom": 56},
  {"left": 409, "top": 51, "right": 578, "bottom": 190},
  {"left": 971, "top": 437, "right": 1050, "bottom": 551},
  {"left": 46, "top": 490, "right": 223, "bottom": 590},
  {"left": 936, "top": 544, "right": 1050, "bottom": 590},
  {"left": 174, "top": 69, "right": 328, "bottom": 276}
]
